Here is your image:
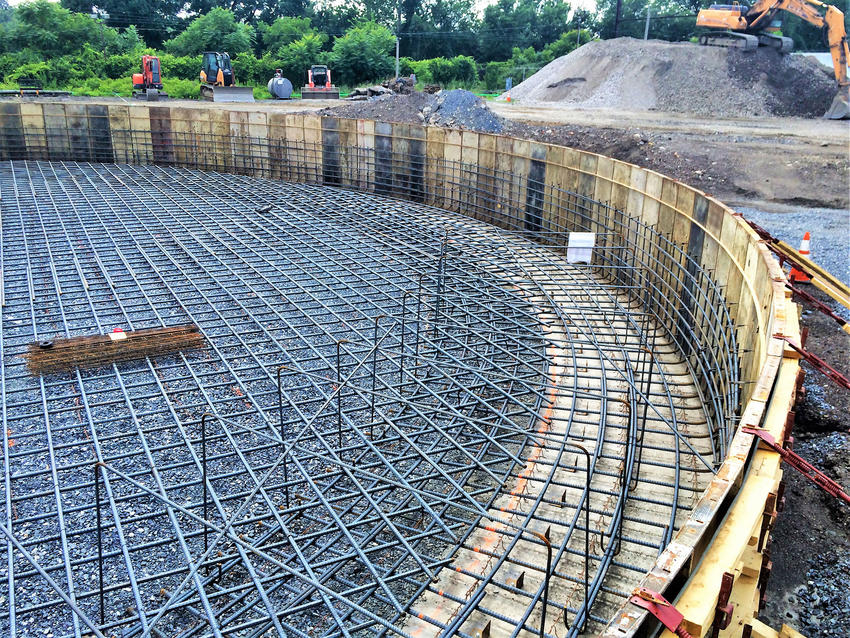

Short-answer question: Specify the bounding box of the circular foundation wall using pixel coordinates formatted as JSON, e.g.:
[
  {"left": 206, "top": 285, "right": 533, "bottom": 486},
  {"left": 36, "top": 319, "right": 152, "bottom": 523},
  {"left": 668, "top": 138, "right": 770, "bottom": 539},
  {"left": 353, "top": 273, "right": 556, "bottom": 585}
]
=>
[{"left": 0, "top": 102, "right": 796, "bottom": 638}]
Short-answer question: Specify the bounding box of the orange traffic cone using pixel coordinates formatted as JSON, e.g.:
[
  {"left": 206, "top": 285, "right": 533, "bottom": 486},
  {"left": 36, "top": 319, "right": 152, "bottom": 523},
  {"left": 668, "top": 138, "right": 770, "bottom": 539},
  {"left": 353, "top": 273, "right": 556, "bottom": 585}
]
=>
[{"left": 789, "top": 231, "right": 811, "bottom": 284}]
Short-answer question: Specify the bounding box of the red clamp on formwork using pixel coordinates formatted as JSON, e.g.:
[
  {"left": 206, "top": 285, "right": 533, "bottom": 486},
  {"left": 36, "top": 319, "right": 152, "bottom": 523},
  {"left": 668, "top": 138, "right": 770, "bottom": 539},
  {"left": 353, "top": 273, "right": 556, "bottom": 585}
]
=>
[
  {"left": 743, "top": 426, "right": 850, "bottom": 504},
  {"left": 628, "top": 588, "right": 693, "bottom": 638}
]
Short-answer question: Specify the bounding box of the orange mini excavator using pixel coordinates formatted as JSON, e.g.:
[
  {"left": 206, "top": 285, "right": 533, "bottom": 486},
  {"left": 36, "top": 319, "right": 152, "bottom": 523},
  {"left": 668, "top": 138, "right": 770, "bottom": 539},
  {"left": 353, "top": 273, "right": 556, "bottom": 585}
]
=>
[
  {"left": 696, "top": 0, "right": 849, "bottom": 118},
  {"left": 132, "top": 55, "right": 165, "bottom": 101}
]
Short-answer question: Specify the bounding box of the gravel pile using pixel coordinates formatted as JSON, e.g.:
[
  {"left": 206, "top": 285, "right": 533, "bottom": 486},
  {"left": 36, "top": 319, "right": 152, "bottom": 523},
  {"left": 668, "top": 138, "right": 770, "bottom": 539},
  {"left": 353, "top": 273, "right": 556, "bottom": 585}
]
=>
[
  {"left": 317, "top": 89, "right": 506, "bottom": 132},
  {"left": 422, "top": 90, "right": 504, "bottom": 132},
  {"left": 503, "top": 38, "right": 838, "bottom": 118}
]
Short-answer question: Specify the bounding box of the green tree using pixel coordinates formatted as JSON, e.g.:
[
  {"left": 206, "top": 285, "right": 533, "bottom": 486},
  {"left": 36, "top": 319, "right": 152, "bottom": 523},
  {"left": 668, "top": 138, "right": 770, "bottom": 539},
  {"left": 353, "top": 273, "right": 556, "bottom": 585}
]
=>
[
  {"left": 61, "top": 0, "right": 185, "bottom": 48},
  {"left": 258, "top": 16, "right": 314, "bottom": 53},
  {"left": 312, "top": 3, "right": 359, "bottom": 40},
  {"left": 404, "top": 0, "right": 478, "bottom": 59},
  {"left": 330, "top": 20, "right": 394, "bottom": 85},
  {"left": 6, "top": 0, "right": 126, "bottom": 57},
  {"left": 595, "top": 0, "right": 696, "bottom": 41},
  {"left": 164, "top": 7, "right": 254, "bottom": 56},
  {"left": 542, "top": 28, "right": 593, "bottom": 59},
  {"left": 278, "top": 32, "right": 327, "bottom": 83},
  {"left": 186, "top": 1, "right": 311, "bottom": 24},
  {"left": 478, "top": 0, "right": 572, "bottom": 62}
]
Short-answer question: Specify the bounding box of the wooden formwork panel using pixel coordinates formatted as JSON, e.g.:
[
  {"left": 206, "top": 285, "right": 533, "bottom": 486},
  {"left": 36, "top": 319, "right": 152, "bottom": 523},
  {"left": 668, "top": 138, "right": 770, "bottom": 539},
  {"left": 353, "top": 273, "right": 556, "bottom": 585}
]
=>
[
  {"left": 20, "top": 103, "right": 46, "bottom": 160},
  {"left": 107, "top": 104, "right": 132, "bottom": 164}
]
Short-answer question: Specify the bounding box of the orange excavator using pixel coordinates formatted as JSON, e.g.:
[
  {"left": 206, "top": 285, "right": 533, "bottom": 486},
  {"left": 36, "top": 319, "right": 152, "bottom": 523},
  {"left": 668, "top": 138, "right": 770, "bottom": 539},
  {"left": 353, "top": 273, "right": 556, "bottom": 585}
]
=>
[
  {"left": 132, "top": 55, "right": 166, "bottom": 101},
  {"left": 696, "top": 0, "right": 850, "bottom": 118}
]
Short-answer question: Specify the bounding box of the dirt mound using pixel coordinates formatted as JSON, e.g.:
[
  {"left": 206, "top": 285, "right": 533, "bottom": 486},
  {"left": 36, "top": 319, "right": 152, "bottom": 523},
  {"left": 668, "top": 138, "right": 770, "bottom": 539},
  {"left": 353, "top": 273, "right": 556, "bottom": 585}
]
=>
[{"left": 504, "top": 38, "right": 838, "bottom": 118}]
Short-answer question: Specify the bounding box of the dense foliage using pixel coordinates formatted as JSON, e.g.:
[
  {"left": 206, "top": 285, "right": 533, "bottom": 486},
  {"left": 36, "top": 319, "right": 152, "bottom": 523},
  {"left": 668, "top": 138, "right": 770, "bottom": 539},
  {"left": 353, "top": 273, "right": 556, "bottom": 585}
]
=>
[{"left": 0, "top": 0, "right": 840, "bottom": 97}]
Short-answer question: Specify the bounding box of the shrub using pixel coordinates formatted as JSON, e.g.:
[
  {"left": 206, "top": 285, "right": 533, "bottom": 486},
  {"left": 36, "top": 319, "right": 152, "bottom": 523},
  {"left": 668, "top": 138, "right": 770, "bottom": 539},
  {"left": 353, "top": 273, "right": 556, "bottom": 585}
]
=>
[
  {"left": 409, "top": 59, "right": 432, "bottom": 83},
  {"left": 163, "top": 78, "right": 200, "bottom": 99},
  {"left": 103, "top": 54, "right": 138, "bottom": 80},
  {"left": 427, "top": 57, "right": 454, "bottom": 85},
  {"left": 157, "top": 54, "right": 203, "bottom": 81},
  {"left": 450, "top": 56, "right": 477, "bottom": 84},
  {"left": 484, "top": 61, "right": 512, "bottom": 92}
]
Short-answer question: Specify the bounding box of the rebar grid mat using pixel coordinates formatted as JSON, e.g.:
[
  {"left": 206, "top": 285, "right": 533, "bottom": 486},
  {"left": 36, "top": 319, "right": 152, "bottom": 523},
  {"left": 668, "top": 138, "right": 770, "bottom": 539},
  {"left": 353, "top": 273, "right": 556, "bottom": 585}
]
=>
[{"left": 0, "top": 160, "right": 734, "bottom": 638}]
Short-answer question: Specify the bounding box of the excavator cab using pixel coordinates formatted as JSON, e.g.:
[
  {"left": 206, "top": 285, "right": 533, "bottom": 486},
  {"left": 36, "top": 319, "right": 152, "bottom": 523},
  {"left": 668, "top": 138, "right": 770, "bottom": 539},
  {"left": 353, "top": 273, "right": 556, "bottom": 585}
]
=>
[
  {"left": 132, "top": 55, "right": 165, "bottom": 100},
  {"left": 147, "top": 56, "right": 161, "bottom": 86}
]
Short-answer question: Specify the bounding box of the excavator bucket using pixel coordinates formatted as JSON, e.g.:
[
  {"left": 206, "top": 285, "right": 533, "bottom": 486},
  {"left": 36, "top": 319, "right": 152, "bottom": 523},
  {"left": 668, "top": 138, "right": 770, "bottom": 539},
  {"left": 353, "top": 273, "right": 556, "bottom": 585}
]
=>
[{"left": 824, "top": 90, "right": 850, "bottom": 119}]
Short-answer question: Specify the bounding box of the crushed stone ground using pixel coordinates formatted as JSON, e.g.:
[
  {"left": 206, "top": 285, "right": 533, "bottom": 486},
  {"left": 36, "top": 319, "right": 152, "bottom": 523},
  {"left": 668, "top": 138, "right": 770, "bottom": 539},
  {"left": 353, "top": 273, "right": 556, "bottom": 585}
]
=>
[{"left": 501, "top": 38, "right": 838, "bottom": 118}]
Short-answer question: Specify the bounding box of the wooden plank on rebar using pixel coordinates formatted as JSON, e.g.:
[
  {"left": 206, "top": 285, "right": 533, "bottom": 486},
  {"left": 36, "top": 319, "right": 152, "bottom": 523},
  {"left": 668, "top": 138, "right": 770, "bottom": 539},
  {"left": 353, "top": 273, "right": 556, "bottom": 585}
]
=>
[{"left": 26, "top": 324, "right": 205, "bottom": 374}]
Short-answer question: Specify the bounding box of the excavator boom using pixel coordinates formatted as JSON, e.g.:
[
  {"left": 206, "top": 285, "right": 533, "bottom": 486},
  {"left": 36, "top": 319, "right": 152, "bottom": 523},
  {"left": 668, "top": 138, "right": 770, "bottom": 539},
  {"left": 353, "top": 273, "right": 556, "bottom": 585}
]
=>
[{"left": 696, "top": 0, "right": 850, "bottom": 118}]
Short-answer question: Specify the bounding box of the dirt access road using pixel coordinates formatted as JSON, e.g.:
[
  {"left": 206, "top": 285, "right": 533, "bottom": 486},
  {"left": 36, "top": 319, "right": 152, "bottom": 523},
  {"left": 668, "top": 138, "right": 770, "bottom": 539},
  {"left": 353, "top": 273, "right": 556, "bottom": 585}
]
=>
[{"left": 489, "top": 102, "right": 849, "bottom": 210}]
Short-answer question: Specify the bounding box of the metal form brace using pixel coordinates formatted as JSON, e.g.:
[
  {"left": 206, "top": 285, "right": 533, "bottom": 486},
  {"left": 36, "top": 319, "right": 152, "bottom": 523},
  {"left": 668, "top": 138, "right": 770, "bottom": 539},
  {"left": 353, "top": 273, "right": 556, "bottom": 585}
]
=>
[
  {"left": 743, "top": 427, "right": 850, "bottom": 504},
  {"left": 710, "top": 572, "right": 735, "bottom": 638},
  {"left": 777, "top": 335, "right": 850, "bottom": 391},
  {"left": 788, "top": 282, "right": 850, "bottom": 335},
  {"left": 628, "top": 588, "right": 693, "bottom": 638}
]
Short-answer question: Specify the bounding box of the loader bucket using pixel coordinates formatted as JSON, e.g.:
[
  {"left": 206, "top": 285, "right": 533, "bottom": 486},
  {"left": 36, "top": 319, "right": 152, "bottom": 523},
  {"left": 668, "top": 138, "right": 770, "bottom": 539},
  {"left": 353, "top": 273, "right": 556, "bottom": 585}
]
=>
[
  {"left": 824, "top": 90, "right": 850, "bottom": 120},
  {"left": 207, "top": 86, "right": 255, "bottom": 103}
]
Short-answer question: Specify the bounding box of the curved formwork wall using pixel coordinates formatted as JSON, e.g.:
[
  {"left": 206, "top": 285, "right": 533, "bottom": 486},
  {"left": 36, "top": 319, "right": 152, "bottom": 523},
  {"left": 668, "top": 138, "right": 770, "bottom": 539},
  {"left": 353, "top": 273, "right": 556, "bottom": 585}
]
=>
[{"left": 0, "top": 101, "right": 801, "bottom": 637}]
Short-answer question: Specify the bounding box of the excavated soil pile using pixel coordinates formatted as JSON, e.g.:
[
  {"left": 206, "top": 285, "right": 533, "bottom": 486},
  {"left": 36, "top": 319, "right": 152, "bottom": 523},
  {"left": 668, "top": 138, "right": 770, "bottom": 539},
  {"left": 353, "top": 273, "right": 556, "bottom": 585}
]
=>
[{"left": 504, "top": 38, "right": 837, "bottom": 118}]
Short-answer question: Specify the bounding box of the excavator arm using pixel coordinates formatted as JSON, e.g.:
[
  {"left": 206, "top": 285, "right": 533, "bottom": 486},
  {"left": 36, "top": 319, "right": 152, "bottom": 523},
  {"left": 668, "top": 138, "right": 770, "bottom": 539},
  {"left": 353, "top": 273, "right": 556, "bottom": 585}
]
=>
[
  {"left": 747, "top": 0, "right": 848, "bottom": 87},
  {"left": 698, "top": 0, "right": 849, "bottom": 117}
]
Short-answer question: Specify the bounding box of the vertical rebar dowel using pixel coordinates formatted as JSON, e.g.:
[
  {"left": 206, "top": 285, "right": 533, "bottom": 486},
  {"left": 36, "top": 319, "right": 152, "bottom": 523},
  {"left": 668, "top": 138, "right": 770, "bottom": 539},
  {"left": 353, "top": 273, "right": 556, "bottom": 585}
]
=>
[
  {"left": 535, "top": 530, "right": 553, "bottom": 638},
  {"left": 415, "top": 272, "right": 426, "bottom": 377},
  {"left": 336, "top": 340, "right": 348, "bottom": 448},
  {"left": 275, "top": 367, "right": 290, "bottom": 509},
  {"left": 399, "top": 291, "right": 410, "bottom": 387},
  {"left": 370, "top": 316, "right": 384, "bottom": 436},
  {"left": 433, "top": 232, "right": 448, "bottom": 339},
  {"left": 94, "top": 462, "right": 104, "bottom": 625},
  {"left": 566, "top": 443, "right": 591, "bottom": 633},
  {"left": 200, "top": 413, "right": 211, "bottom": 559}
]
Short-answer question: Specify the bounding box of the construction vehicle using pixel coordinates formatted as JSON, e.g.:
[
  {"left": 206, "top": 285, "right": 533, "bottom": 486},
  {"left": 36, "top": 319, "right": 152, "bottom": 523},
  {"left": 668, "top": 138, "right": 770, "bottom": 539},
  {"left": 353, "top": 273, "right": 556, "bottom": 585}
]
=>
[
  {"left": 301, "top": 65, "right": 340, "bottom": 100},
  {"left": 199, "top": 51, "right": 254, "bottom": 103},
  {"left": 696, "top": 0, "right": 850, "bottom": 118},
  {"left": 132, "top": 55, "right": 166, "bottom": 101}
]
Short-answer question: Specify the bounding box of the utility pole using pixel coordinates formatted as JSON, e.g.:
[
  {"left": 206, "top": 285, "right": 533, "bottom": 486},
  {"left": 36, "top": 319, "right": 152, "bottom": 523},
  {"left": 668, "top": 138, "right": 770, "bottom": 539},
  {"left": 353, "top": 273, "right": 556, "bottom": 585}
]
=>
[
  {"left": 613, "top": 0, "right": 623, "bottom": 37},
  {"left": 395, "top": 2, "right": 401, "bottom": 79},
  {"left": 90, "top": 8, "right": 110, "bottom": 53},
  {"left": 644, "top": 8, "right": 651, "bottom": 40}
]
